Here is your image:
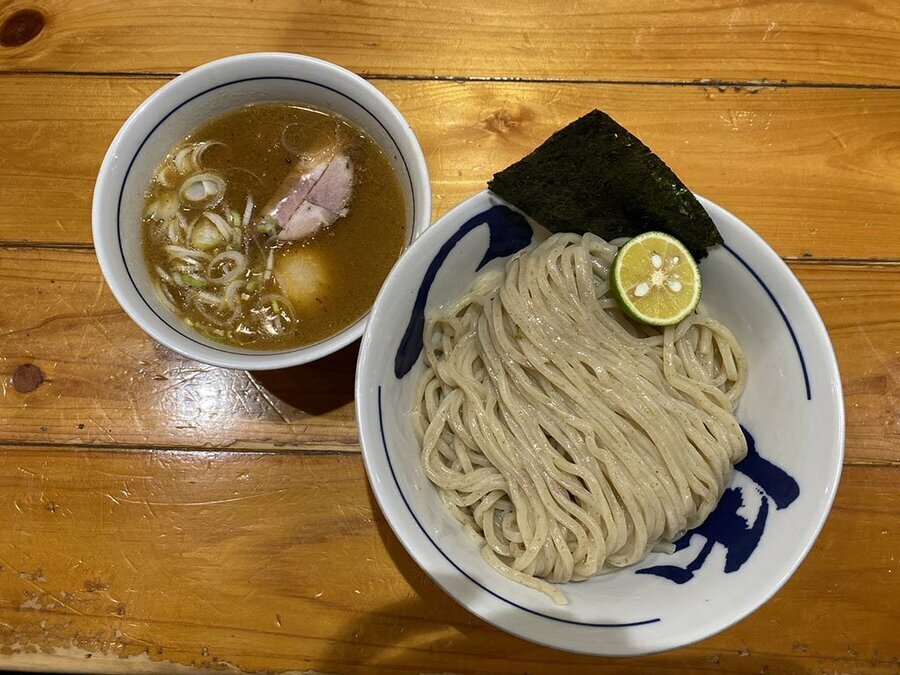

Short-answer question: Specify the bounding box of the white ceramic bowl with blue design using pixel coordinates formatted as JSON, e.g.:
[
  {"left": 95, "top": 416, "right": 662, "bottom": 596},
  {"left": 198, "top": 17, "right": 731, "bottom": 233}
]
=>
[
  {"left": 356, "top": 190, "right": 844, "bottom": 655},
  {"left": 93, "top": 53, "right": 431, "bottom": 369}
]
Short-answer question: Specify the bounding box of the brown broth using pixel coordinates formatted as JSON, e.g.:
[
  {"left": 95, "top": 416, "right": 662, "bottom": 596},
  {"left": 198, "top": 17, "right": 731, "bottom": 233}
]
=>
[{"left": 142, "top": 103, "right": 407, "bottom": 350}]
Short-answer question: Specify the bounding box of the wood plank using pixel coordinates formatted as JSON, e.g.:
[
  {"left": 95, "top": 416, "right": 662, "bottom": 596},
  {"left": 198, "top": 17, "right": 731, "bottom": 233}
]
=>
[
  {"left": 0, "top": 0, "right": 898, "bottom": 84},
  {"left": 0, "top": 448, "right": 895, "bottom": 673},
  {"left": 0, "top": 248, "right": 359, "bottom": 452},
  {"left": 792, "top": 262, "right": 900, "bottom": 462},
  {"left": 1, "top": 76, "right": 899, "bottom": 259},
  {"left": 0, "top": 249, "right": 896, "bottom": 463}
]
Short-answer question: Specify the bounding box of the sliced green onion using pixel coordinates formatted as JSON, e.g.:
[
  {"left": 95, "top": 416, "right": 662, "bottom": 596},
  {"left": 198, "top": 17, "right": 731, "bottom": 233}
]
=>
[
  {"left": 257, "top": 216, "right": 277, "bottom": 235},
  {"left": 190, "top": 220, "right": 225, "bottom": 251},
  {"left": 242, "top": 196, "right": 254, "bottom": 227},
  {"left": 182, "top": 273, "right": 207, "bottom": 288}
]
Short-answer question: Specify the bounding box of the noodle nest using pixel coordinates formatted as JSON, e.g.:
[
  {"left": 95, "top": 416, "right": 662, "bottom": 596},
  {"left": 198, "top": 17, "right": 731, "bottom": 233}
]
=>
[{"left": 413, "top": 233, "right": 748, "bottom": 604}]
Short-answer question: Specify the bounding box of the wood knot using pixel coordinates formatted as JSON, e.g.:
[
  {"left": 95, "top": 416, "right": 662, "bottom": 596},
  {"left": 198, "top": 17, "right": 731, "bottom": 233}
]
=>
[
  {"left": 481, "top": 106, "right": 532, "bottom": 134},
  {"left": 0, "top": 9, "right": 45, "bottom": 47},
  {"left": 12, "top": 363, "right": 44, "bottom": 393}
]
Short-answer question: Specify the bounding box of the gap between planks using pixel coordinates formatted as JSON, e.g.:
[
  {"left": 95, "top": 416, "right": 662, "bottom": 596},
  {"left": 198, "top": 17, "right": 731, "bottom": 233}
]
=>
[
  {"left": 0, "top": 439, "right": 895, "bottom": 469},
  {"left": 0, "top": 438, "right": 355, "bottom": 456},
  {"left": 0, "top": 242, "right": 897, "bottom": 267},
  {"left": 1, "top": 70, "right": 900, "bottom": 91}
]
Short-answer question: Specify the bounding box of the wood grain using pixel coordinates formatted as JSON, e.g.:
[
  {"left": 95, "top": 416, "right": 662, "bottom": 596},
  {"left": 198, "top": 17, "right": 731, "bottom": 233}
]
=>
[
  {"left": 0, "top": 249, "right": 896, "bottom": 463},
  {"left": 0, "top": 0, "right": 898, "bottom": 84},
  {"left": 0, "top": 249, "right": 359, "bottom": 452},
  {"left": 1, "top": 76, "right": 899, "bottom": 260},
  {"left": 0, "top": 1, "right": 896, "bottom": 672},
  {"left": 793, "top": 262, "right": 900, "bottom": 462},
  {"left": 0, "top": 447, "right": 896, "bottom": 674}
]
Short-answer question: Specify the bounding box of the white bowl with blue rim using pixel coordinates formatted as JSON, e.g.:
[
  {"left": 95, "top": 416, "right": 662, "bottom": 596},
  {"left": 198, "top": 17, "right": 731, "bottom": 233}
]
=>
[
  {"left": 93, "top": 52, "right": 431, "bottom": 369},
  {"left": 355, "top": 190, "right": 844, "bottom": 655}
]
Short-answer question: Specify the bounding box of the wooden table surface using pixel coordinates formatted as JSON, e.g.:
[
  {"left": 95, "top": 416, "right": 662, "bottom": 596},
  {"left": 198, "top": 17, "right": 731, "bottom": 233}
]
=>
[{"left": 0, "top": 1, "right": 898, "bottom": 673}]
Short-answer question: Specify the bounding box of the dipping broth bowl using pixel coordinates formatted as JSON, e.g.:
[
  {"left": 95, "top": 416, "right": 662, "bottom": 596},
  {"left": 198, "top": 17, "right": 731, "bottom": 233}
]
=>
[{"left": 93, "top": 52, "right": 431, "bottom": 369}]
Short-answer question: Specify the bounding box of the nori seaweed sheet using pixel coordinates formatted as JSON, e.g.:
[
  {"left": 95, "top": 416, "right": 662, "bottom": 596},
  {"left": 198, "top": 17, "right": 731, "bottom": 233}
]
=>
[{"left": 487, "top": 110, "right": 723, "bottom": 259}]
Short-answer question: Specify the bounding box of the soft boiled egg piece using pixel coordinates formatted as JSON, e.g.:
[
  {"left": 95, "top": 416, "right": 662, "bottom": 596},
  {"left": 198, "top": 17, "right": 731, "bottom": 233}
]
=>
[{"left": 273, "top": 246, "right": 330, "bottom": 312}]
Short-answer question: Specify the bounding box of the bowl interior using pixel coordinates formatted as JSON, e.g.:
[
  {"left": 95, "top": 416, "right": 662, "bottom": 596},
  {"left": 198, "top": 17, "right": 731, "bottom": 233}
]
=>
[
  {"left": 356, "top": 190, "right": 844, "bottom": 655},
  {"left": 95, "top": 54, "right": 429, "bottom": 368}
]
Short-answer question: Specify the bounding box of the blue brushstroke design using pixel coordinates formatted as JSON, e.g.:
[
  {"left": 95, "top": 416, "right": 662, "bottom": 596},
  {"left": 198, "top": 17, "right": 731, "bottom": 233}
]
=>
[
  {"left": 394, "top": 204, "right": 533, "bottom": 378},
  {"left": 636, "top": 427, "right": 799, "bottom": 584},
  {"left": 723, "top": 244, "right": 811, "bottom": 400},
  {"left": 734, "top": 426, "right": 801, "bottom": 510},
  {"left": 387, "top": 202, "right": 809, "bottom": 597}
]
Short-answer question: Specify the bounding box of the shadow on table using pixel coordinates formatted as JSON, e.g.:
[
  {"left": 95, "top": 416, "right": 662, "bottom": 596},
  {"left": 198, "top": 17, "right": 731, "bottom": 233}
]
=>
[
  {"left": 316, "top": 484, "right": 819, "bottom": 673},
  {"left": 248, "top": 340, "right": 359, "bottom": 417}
]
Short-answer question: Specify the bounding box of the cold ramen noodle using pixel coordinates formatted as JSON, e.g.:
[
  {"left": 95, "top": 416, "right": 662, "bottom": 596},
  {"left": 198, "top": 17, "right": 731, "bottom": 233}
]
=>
[
  {"left": 413, "top": 233, "right": 747, "bottom": 604},
  {"left": 142, "top": 103, "right": 406, "bottom": 349}
]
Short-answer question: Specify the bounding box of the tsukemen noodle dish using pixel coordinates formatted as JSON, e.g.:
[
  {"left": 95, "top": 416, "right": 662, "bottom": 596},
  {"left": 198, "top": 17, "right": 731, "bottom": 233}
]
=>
[
  {"left": 142, "top": 103, "right": 406, "bottom": 349},
  {"left": 413, "top": 111, "right": 748, "bottom": 604}
]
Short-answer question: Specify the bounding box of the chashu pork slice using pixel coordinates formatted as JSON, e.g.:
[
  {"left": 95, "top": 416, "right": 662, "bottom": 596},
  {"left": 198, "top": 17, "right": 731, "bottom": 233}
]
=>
[{"left": 261, "top": 153, "right": 354, "bottom": 242}]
